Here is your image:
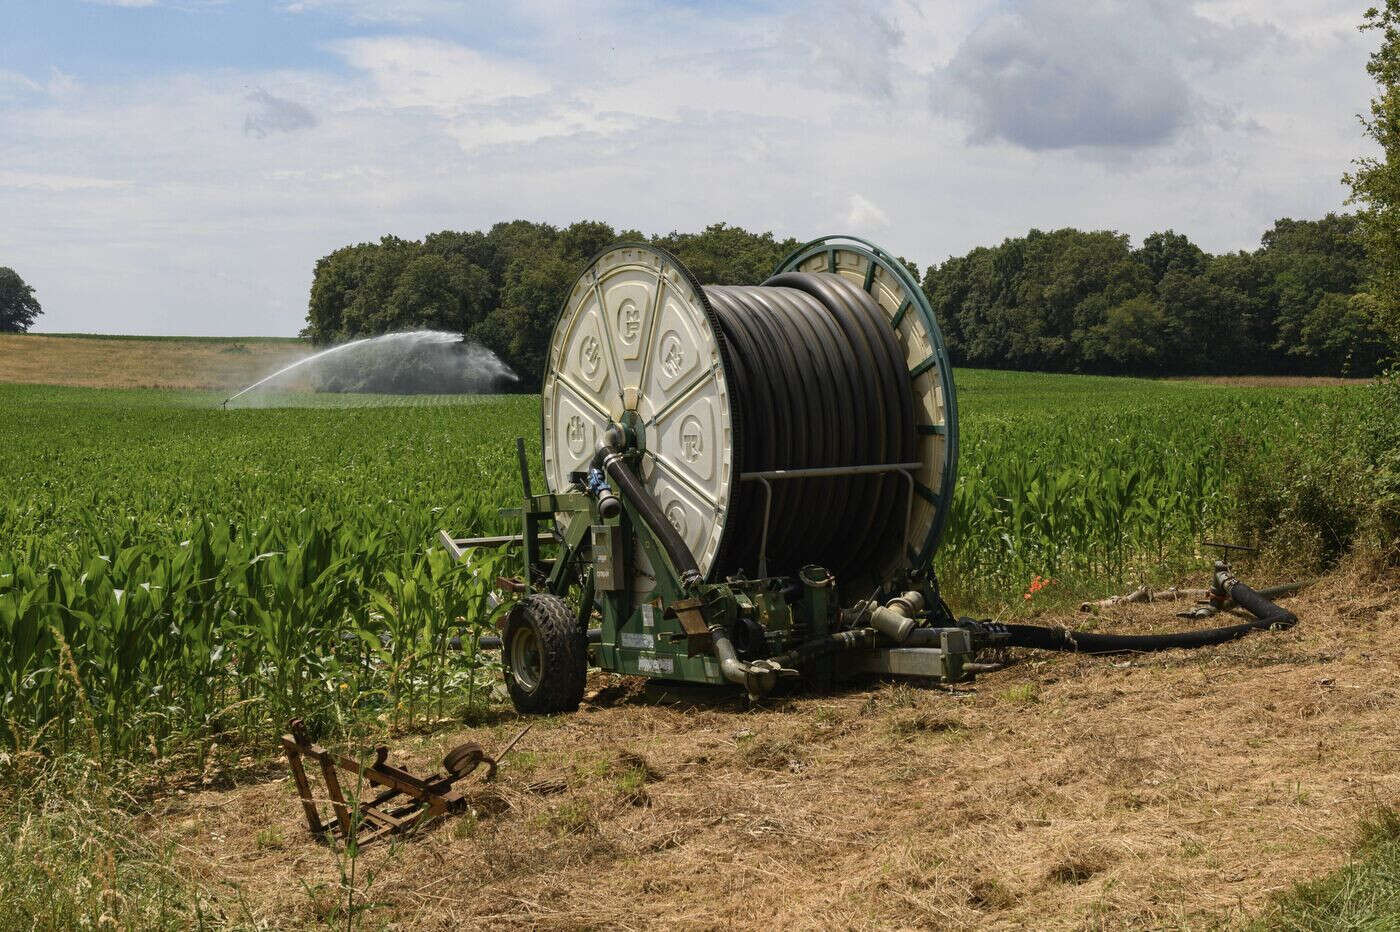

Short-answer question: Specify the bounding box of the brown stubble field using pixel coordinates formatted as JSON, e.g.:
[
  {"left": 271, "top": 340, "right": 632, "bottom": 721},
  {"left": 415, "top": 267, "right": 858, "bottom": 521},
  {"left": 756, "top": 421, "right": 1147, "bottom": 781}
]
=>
[
  {"left": 154, "top": 567, "right": 1400, "bottom": 930},
  {"left": 0, "top": 333, "right": 308, "bottom": 390}
]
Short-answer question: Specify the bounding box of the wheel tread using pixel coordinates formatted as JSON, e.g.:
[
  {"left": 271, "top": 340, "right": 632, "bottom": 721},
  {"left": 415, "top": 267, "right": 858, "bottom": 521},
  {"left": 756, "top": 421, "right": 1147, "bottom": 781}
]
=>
[{"left": 503, "top": 594, "right": 586, "bottom": 714}]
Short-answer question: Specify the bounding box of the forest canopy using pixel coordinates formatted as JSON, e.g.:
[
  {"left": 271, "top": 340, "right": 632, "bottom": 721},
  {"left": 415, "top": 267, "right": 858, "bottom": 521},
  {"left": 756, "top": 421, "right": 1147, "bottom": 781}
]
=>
[{"left": 303, "top": 215, "right": 1395, "bottom": 387}]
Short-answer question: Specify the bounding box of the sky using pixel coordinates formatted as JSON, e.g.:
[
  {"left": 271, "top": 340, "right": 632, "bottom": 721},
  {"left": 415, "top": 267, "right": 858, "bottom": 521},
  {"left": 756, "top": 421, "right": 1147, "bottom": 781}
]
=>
[{"left": 0, "top": 0, "right": 1382, "bottom": 336}]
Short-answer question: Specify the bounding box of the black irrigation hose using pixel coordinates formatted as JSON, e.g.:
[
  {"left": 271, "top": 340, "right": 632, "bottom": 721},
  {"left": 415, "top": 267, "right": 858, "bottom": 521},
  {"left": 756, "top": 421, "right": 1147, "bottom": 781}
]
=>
[
  {"left": 1000, "top": 580, "right": 1299, "bottom": 655},
  {"left": 704, "top": 272, "right": 915, "bottom": 584},
  {"left": 602, "top": 449, "right": 703, "bottom": 587}
]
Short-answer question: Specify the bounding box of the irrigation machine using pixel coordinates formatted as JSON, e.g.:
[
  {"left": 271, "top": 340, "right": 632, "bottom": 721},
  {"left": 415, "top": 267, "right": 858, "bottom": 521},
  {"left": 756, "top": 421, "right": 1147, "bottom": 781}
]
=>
[{"left": 442, "top": 236, "right": 1300, "bottom": 713}]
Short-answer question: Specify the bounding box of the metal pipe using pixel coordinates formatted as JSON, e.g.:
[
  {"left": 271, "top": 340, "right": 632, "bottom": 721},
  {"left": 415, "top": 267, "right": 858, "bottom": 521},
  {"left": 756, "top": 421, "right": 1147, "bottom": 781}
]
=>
[
  {"left": 867, "top": 590, "right": 924, "bottom": 643},
  {"left": 709, "top": 622, "right": 780, "bottom": 697},
  {"left": 599, "top": 447, "right": 702, "bottom": 588},
  {"left": 738, "top": 461, "right": 924, "bottom": 481}
]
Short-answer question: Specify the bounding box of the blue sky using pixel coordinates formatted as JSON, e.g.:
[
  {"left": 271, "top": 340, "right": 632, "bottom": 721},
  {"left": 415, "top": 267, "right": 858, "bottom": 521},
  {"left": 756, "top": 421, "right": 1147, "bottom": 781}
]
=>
[{"left": 0, "top": 0, "right": 1380, "bottom": 336}]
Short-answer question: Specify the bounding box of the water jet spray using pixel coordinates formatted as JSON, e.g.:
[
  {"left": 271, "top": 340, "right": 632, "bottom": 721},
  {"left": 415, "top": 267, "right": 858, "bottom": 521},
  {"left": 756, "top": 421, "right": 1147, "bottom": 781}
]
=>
[{"left": 221, "top": 330, "right": 515, "bottom": 406}]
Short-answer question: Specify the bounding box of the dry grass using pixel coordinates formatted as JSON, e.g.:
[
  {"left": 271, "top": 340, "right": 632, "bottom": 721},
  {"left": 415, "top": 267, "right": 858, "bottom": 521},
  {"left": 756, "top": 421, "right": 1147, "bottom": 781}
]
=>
[
  {"left": 0, "top": 333, "right": 307, "bottom": 390},
  {"left": 149, "top": 570, "right": 1400, "bottom": 929}
]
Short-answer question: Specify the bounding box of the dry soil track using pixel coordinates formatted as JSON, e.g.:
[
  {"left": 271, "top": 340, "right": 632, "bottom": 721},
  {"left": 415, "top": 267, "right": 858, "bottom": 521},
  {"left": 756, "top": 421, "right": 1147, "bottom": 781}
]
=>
[{"left": 154, "top": 569, "right": 1400, "bottom": 930}]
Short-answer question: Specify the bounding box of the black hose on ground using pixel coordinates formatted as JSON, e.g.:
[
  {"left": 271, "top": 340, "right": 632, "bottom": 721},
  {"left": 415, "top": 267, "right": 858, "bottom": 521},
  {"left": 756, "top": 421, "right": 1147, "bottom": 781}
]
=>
[
  {"left": 998, "top": 577, "right": 1298, "bottom": 655},
  {"left": 1228, "top": 580, "right": 1298, "bottom": 630}
]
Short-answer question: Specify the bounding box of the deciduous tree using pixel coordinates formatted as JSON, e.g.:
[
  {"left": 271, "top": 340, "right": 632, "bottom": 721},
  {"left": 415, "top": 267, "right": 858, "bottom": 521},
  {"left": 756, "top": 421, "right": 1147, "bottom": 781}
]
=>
[
  {"left": 0, "top": 267, "right": 41, "bottom": 333},
  {"left": 1345, "top": 1, "right": 1400, "bottom": 349}
]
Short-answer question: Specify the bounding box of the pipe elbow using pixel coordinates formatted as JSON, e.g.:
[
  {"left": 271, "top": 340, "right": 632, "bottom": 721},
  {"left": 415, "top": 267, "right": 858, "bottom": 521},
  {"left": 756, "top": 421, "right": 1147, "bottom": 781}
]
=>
[
  {"left": 868, "top": 591, "right": 924, "bottom": 643},
  {"left": 710, "top": 624, "right": 779, "bottom": 697},
  {"left": 719, "top": 656, "right": 778, "bottom": 696}
]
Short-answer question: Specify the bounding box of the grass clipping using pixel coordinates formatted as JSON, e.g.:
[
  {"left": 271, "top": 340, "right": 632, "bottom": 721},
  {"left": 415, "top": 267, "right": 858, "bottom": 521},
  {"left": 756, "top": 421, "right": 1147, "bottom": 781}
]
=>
[{"left": 89, "top": 566, "right": 1398, "bottom": 930}]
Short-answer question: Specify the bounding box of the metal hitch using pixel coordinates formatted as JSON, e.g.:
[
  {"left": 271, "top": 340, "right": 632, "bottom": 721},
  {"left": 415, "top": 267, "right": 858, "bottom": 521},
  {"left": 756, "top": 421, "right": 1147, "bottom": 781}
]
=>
[{"left": 281, "top": 719, "right": 530, "bottom": 847}]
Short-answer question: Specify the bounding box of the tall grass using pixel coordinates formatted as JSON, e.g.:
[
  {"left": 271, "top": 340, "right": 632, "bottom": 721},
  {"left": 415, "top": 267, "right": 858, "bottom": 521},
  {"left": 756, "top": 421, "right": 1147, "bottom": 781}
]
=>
[{"left": 1251, "top": 808, "right": 1400, "bottom": 929}]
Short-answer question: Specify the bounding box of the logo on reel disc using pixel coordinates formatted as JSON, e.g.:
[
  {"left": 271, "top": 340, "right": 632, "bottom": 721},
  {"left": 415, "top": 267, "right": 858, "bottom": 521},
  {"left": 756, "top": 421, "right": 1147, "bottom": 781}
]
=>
[
  {"left": 679, "top": 416, "right": 703, "bottom": 463},
  {"left": 566, "top": 415, "right": 586, "bottom": 455},
  {"left": 664, "top": 501, "right": 688, "bottom": 538},
  {"left": 580, "top": 335, "right": 602, "bottom": 377},
  {"left": 618, "top": 299, "right": 641, "bottom": 344},
  {"left": 659, "top": 333, "right": 685, "bottom": 380}
]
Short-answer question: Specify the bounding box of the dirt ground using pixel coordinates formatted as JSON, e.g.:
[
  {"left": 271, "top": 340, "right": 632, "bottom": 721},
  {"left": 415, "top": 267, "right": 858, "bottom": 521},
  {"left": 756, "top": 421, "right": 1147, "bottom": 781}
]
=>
[
  {"left": 155, "top": 570, "right": 1400, "bottom": 930},
  {"left": 0, "top": 333, "right": 307, "bottom": 390}
]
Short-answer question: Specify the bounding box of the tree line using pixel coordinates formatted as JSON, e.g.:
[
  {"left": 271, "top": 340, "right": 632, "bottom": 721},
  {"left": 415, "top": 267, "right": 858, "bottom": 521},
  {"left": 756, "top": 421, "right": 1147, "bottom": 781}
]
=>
[
  {"left": 0, "top": 267, "right": 42, "bottom": 333},
  {"left": 303, "top": 214, "right": 1396, "bottom": 387},
  {"left": 303, "top": 222, "right": 802, "bottom": 388},
  {"left": 924, "top": 214, "right": 1392, "bottom": 376}
]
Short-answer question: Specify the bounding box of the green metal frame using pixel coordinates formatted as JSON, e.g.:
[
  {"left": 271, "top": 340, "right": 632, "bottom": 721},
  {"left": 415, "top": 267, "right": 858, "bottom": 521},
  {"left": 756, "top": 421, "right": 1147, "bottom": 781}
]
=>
[
  {"left": 773, "top": 234, "right": 960, "bottom": 571},
  {"left": 519, "top": 479, "right": 731, "bottom": 686}
]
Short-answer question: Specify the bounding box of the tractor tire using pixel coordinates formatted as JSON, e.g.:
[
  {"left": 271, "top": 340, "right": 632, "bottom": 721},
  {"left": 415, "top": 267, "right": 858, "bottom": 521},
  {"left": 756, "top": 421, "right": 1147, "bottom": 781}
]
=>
[{"left": 502, "top": 593, "right": 586, "bottom": 714}]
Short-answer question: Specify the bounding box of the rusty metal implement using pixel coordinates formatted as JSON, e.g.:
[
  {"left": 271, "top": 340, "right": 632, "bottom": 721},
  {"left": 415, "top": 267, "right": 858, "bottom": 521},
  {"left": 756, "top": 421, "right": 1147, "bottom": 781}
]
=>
[{"left": 282, "top": 718, "right": 532, "bottom": 847}]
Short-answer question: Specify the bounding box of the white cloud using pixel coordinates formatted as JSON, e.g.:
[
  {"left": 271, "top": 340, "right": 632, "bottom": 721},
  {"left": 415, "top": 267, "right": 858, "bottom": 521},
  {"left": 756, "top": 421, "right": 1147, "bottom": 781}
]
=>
[
  {"left": 243, "top": 88, "right": 318, "bottom": 137},
  {"left": 936, "top": 0, "right": 1272, "bottom": 153},
  {"left": 846, "top": 194, "right": 890, "bottom": 231},
  {"left": 0, "top": 170, "right": 128, "bottom": 192},
  {"left": 282, "top": 0, "right": 458, "bottom": 25},
  {"left": 0, "top": 70, "right": 43, "bottom": 103},
  {"left": 82, "top": 0, "right": 159, "bottom": 6},
  {"left": 783, "top": 0, "right": 905, "bottom": 99},
  {"left": 327, "top": 36, "right": 550, "bottom": 109}
]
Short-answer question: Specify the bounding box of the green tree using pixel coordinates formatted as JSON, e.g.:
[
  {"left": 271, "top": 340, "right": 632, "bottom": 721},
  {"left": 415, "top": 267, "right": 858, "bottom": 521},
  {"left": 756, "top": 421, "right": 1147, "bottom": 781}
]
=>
[
  {"left": 387, "top": 253, "right": 492, "bottom": 335},
  {"left": 475, "top": 252, "right": 577, "bottom": 389},
  {"left": 1134, "top": 230, "right": 1207, "bottom": 284},
  {"left": 1080, "top": 293, "right": 1167, "bottom": 370},
  {"left": 1298, "top": 291, "right": 1391, "bottom": 374},
  {"left": 0, "top": 267, "right": 41, "bottom": 333},
  {"left": 652, "top": 223, "right": 800, "bottom": 284},
  {"left": 1258, "top": 214, "right": 1368, "bottom": 370},
  {"left": 1345, "top": 2, "right": 1400, "bottom": 349},
  {"left": 303, "top": 248, "right": 356, "bottom": 341},
  {"left": 922, "top": 228, "right": 1153, "bottom": 372},
  {"left": 558, "top": 220, "right": 618, "bottom": 263}
]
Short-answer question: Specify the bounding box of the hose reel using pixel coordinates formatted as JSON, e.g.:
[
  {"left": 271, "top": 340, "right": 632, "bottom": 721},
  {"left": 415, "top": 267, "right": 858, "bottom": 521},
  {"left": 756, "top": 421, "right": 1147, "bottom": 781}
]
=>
[
  {"left": 540, "top": 235, "right": 958, "bottom": 599},
  {"left": 443, "top": 234, "right": 1305, "bottom": 712}
]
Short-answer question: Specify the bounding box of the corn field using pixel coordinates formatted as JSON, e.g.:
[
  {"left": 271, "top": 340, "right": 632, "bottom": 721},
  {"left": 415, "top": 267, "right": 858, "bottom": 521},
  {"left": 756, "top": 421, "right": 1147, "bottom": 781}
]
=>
[{"left": 0, "top": 375, "right": 1364, "bottom": 759}]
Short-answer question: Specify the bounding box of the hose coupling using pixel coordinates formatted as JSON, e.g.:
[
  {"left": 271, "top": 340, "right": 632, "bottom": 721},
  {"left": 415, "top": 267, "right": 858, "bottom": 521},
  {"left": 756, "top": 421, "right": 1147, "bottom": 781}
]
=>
[
  {"left": 1210, "top": 560, "right": 1239, "bottom": 606},
  {"left": 867, "top": 590, "right": 925, "bottom": 643},
  {"left": 584, "top": 467, "right": 622, "bottom": 519}
]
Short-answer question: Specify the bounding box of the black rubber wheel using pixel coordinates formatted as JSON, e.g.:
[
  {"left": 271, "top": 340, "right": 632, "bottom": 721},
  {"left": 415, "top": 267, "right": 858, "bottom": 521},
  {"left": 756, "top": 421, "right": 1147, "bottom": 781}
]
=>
[{"left": 502, "top": 594, "right": 586, "bottom": 714}]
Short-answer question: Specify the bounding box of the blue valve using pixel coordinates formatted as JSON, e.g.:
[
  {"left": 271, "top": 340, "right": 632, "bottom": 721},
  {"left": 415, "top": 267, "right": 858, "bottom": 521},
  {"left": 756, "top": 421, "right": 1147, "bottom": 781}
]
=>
[{"left": 586, "top": 467, "right": 622, "bottom": 519}]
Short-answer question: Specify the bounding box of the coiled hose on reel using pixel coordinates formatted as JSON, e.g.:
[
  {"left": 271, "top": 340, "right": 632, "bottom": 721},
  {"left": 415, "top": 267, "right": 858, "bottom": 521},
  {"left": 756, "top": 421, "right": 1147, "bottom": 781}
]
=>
[{"left": 704, "top": 272, "right": 915, "bottom": 583}]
